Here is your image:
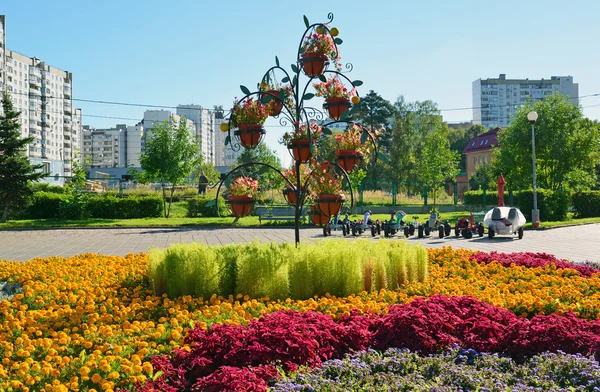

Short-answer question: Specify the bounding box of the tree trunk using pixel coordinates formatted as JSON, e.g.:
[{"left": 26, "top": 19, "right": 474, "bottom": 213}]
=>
[
  {"left": 2, "top": 200, "right": 9, "bottom": 223},
  {"left": 167, "top": 187, "right": 175, "bottom": 218},
  {"left": 161, "top": 184, "right": 168, "bottom": 218}
]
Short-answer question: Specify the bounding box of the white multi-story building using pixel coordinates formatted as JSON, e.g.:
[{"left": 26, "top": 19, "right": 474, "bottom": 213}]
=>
[
  {"left": 0, "top": 15, "right": 82, "bottom": 186},
  {"left": 473, "top": 74, "right": 579, "bottom": 129},
  {"left": 142, "top": 110, "right": 195, "bottom": 138},
  {"left": 82, "top": 123, "right": 144, "bottom": 169},
  {"left": 176, "top": 104, "right": 216, "bottom": 165}
]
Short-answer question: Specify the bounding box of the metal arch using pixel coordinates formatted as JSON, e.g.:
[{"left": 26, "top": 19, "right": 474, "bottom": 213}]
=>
[
  {"left": 300, "top": 161, "right": 354, "bottom": 211},
  {"left": 214, "top": 162, "right": 296, "bottom": 218}
]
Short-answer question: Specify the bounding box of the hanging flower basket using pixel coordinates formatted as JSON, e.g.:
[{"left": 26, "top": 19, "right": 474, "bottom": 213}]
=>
[
  {"left": 288, "top": 139, "right": 312, "bottom": 163},
  {"left": 228, "top": 194, "right": 255, "bottom": 217},
  {"left": 262, "top": 90, "right": 284, "bottom": 116},
  {"left": 234, "top": 124, "right": 265, "bottom": 148},
  {"left": 324, "top": 97, "right": 351, "bottom": 120},
  {"left": 300, "top": 52, "right": 329, "bottom": 77},
  {"left": 317, "top": 193, "right": 345, "bottom": 217},
  {"left": 283, "top": 186, "right": 304, "bottom": 206},
  {"left": 310, "top": 205, "right": 330, "bottom": 226},
  {"left": 336, "top": 150, "right": 363, "bottom": 172}
]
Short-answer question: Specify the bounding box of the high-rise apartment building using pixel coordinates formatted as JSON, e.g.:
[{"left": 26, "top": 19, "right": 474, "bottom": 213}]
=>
[
  {"left": 0, "top": 15, "right": 82, "bottom": 185},
  {"left": 472, "top": 74, "right": 578, "bottom": 129},
  {"left": 82, "top": 123, "right": 144, "bottom": 169},
  {"left": 142, "top": 110, "right": 196, "bottom": 150},
  {"left": 176, "top": 104, "right": 216, "bottom": 165}
]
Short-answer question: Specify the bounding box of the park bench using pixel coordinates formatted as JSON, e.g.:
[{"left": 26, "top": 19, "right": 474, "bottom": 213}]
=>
[{"left": 256, "top": 206, "right": 308, "bottom": 225}]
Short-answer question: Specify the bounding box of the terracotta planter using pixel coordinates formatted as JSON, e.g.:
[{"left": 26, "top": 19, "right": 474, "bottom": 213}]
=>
[
  {"left": 288, "top": 139, "right": 312, "bottom": 163},
  {"left": 300, "top": 52, "right": 329, "bottom": 77},
  {"left": 317, "top": 193, "right": 345, "bottom": 217},
  {"left": 324, "top": 97, "right": 352, "bottom": 120},
  {"left": 283, "top": 186, "right": 304, "bottom": 206},
  {"left": 310, "top": 205, "right": 330, "bottom": 226},
  {"left": 262, "top": 90, "right": 284, "bottom": 116},
  {"left": 235, "top": 124, "right": 265, "bottom": 148},
  {"left": 336, "top": 150, "right": 363, "bottom": 172},
  {"left": 228, "top": 195, "right": 255, "bottom": 217}
]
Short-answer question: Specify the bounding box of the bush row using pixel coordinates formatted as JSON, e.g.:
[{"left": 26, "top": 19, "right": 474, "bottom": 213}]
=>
[
  {"left": 463, "top": 188, "right": 569, "bottom": 221},
  {"left": 148, "top": 239, "right": 429, "bottom": 300},
  {"left": 572, "top": 191, "right": 600, "bottom": 218},
  {"left": 139, "top": 295, "right": 600, "bottom": 391},
  {"left": 186, "top": 196, "right": 229, "bottom": 217},
  {"left": 22, "top": 192, "right": 163, "bottom": 219}
]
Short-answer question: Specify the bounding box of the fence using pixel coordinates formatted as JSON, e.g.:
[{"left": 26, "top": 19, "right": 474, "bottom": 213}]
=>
[{"left": 357, "top": 180, "right": 473, "bottom": 206}]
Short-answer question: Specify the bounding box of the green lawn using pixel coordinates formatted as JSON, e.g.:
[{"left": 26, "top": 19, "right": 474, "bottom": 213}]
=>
[{"left": 2, "top": 204, "right": 599, "bottom": 231}]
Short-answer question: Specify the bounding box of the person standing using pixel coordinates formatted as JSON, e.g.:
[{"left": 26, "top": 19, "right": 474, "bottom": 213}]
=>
[{"left": 198, "top": 172, "right": 209, "bottom": 195}]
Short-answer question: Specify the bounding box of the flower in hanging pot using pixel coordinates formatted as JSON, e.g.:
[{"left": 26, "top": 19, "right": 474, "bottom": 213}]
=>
[
  {"left": 227, "top": 176, "right": 259, "bottom": 217},
  {"left": 282, "top": 166, "right": 311, "bottom": 206},
  {"left": 258, "top": 81, "right": 294, "bottom": 117},
  {"left": 280, "top": 122, "right": 322, "bottom": 163},
  {"left": 230, "top": 98, "right": 269, "bottom": 148},
  {"left": 335, "top": 124, "right": 369, "bottom": 172},
  {"left": 313, "top": 76, "right": 357, "bottom": 120},
  {"left": 299, "top": 27, "right": 341, "bottom": 77},
  {"left": 308, "top": 161, "right": 345, "bottom": 217}
]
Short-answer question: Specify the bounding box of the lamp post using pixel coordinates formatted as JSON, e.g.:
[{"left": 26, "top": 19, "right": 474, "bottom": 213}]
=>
[{"left": 527, "top": 110, "right": 539, "bottom": 227}]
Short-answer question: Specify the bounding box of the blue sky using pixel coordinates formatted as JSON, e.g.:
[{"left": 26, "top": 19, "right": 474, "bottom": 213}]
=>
[{"left": 3, "top": 0, "right": 599, "bottom": 167}]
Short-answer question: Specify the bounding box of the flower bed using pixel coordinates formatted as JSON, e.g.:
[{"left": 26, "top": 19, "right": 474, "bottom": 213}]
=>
[
  {"left": 273, "top": 347, "right": 600, "bottom": 391},
  {"left": 0, "top": 247, "right": 598, "bottom": 390}
]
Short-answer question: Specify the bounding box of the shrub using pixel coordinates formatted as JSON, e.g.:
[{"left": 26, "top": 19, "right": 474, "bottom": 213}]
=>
[
  {"left": 24, "top": 192, "right": 66, "bottom": 219},
  {"left": 463, "top": 190, "right": 498, "bottom": 206},
  {"left": 29, "top": 182, "right": 66, "bottom": 194},
  {"left": 572, "top": 191, "right": 600, "bottom": 218},
  {"left": 85, "top": 196, "right": 163, "bottom": 219},
  {"left": 187, "top": 196, "right": 229, "bottom": 217},
  {"left": 148, "top": 240, "right": 429, "bottom": 300},
  {"left": 514, "top": 188, "right": 570, "bottom": 221}
]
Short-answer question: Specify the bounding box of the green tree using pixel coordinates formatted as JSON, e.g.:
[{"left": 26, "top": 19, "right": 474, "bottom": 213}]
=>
[
  {"left": 356, "top": 90, "right": 395, "bottom": 184},
  {"left": 0, "top": 91, "right": 45, "bottom": 222},
  {"left": 386, "top": 97, "right": 443, "bottom": 194},
  {"left": 495, "top": 94, "right": 600, "bottom": 192},
  {"left": 198, "top": 161, "right": 220, "bottom": 185},
  {"left": 469, "top": 161, "right": 498, "bottom": 190},
  {"left": 139, "top": 119, "right": 200, "bottom": 217},
  {"left": 420, "top": 127, "right": 460, "bottom": 208},
  {"left": 234, "top": 143, "right": 284, "bottom": 191}
]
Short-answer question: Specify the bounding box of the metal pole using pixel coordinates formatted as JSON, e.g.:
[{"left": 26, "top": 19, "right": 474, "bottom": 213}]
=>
[
  {"left": 294, "top": 159, "right": 301, "bottom": 246},
  {"left": 531, "top": 122, "right": 539, "bottom": 225}
]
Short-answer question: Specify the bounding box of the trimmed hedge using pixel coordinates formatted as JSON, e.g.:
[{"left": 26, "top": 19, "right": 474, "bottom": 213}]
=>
[
  {"left": 21, "top": 193, "right": 162, "bottom": 220},
  {"left": 464, "top": 188, "right": 571, "bottom": 221},
  {"left": 463, "top": 190, "right": 498, "bottom": 206},
  {"left": 187, "top": 196, "right": 229, "bottom": 217},
  {"left": 572, "top": 191, "right": 600, "bottom": 218},
  {"left": 26, "top": 192, "right": 67, "bottom": 219},
  {"left": 148, "top": 240, "right": 429, "bottom": 300}
]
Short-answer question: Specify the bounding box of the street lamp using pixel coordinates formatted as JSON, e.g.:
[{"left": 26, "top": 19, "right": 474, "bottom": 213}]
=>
[{"left": 527, "top": 110, "right": 539, "bottom": 227}]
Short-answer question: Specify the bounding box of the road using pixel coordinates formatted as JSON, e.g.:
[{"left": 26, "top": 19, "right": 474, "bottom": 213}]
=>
[{"left": 0, "top": 224, "right": 597, "bottom": 263}]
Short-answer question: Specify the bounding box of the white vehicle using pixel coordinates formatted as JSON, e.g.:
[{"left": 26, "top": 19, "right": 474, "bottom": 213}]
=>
[{"left": 484, "top": 207, "right": 526, "bottom": 239}]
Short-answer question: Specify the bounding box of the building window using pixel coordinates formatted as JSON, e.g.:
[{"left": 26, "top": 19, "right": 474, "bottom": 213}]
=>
[{"left": 42, "top": 162, "right": 50, "bottom": 174}]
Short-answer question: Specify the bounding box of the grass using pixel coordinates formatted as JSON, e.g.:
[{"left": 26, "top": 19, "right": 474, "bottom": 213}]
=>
[{"left": 523, "top": 213, "right": 600, "bottom": 229}]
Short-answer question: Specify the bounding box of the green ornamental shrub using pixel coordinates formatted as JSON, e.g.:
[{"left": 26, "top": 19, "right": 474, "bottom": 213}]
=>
[
  {"left": 572, "top": 191, "right": 600, "bottom": 218},
  {"left": 24, "top": 192, "right": 66, "bottom": 219},
  {"left": 148, "top": 239, "right": 429, "bottom": 301},
  {"left": 187, "top": 196, "right": 229, "bottom": 217},
  {"left": 463, "top": 190, "right": 499, "bottom": 206},
  {"left": 514, "top": 189, "right": 570, "bottom": 221}
]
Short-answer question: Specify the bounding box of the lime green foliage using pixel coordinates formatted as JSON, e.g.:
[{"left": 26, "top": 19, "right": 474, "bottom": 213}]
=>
[{"left": 149, "top": 239, "right": 428, "bottom": 300}]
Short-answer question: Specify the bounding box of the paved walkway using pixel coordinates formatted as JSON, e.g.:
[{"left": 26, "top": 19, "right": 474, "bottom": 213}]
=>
[{"left": 0, "top": 224, "right": 598, "bottom": 263}]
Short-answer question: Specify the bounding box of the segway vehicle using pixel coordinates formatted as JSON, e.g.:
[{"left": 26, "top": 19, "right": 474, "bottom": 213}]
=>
[
  {"left": 351, "top": 211, "right": 382, "bottom": 237},
  {"left": 484, "top": 206, "right": 526, "bottom": 239},
  {"left": 323, "top": 212, "right": 351, "bottom": 237}
]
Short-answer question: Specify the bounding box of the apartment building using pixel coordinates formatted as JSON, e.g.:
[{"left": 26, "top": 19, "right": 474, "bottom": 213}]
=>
[
  {"left": 0, "top": 15, "right": 82, "bottom": 185},
  {"left": 82, "top": 123, "right": 144, "bottom": 169},
  {"left": 176, "top": 104, "right": 216, "bottom": 165},
  {"left": 472, "top": 74, "right": 578, "bottom": 129},
  {"left": 142, "top": 110, "right": 195, "bottom": 138}
]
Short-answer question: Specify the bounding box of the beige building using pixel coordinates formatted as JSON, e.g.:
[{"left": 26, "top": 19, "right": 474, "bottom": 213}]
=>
[
  {"left": 0, "top": 15, "right": 82, "bottom": 185},
  {"left": 463, "top": 128, "right": 499, "bottom": 180}
]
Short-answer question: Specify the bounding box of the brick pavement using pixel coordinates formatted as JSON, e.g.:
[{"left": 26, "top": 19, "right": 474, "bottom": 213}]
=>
[{"left": 0, "top": 224, "right": 598, "bottom": 263}]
